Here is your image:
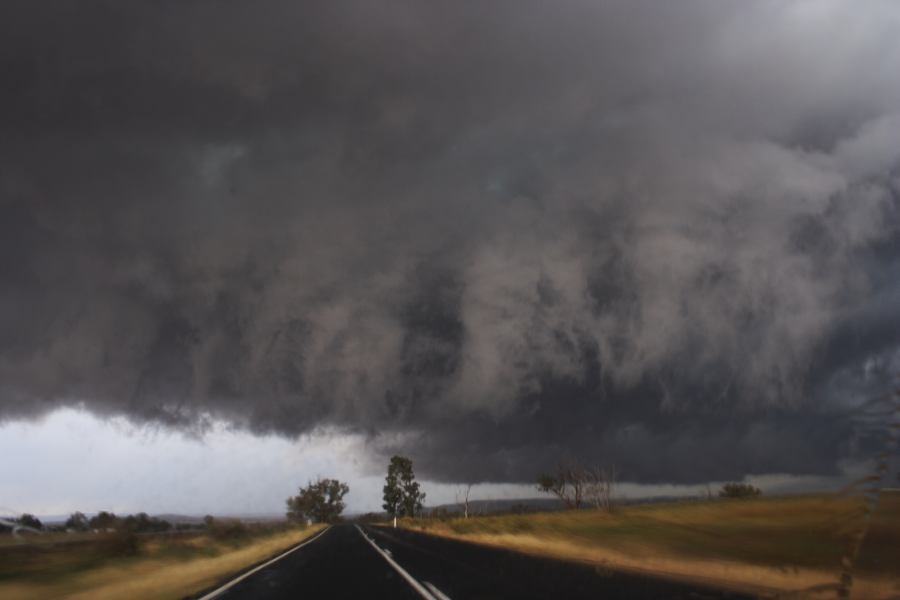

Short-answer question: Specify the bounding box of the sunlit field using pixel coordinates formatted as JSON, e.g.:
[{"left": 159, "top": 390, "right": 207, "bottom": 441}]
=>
[
  {"left": 0, "top": 523, "right": 325, "bottom": 600},
  {"left": 401, "top": 493, "right": 900, "bottom": 599}
]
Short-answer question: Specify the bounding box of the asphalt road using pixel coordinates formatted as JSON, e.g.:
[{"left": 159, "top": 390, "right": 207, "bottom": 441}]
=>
[{"left": 204, "top": 524, "right": 753, "bottom": 600}]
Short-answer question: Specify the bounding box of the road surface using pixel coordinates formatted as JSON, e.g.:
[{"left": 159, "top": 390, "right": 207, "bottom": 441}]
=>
[{"left": 199, "top": 523, "right": 752, "bottom": 600}]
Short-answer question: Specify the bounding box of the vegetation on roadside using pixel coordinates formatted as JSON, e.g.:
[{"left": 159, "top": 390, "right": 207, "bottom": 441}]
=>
[
  {"left": 0, "top": 520, "right": 323, "bottom": 600},
  {"left": 401, "top": 493, "right": 900, "bottom": 597}
]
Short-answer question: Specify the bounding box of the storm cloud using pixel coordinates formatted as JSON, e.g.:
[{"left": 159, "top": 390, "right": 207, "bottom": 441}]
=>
[{"left": 1, "top": 0, "right": 899, "bottom": 484}]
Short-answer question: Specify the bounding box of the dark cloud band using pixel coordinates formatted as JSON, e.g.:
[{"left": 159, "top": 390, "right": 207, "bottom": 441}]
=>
[{"left": 1, "top": 0, "right": 899, "bottom": 484}]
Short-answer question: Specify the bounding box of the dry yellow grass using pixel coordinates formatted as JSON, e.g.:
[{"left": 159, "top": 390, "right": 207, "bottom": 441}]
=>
[
  {"left": 0, "top": 525, "right": 326, "bottom": 600},
  {"left": 402, "top": 493, "right": 900, "bottom": 599}
]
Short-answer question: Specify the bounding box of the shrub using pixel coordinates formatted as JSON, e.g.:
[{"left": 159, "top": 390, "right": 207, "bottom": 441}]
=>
[
  {"left": 428, "top": 507, "right": 453, "bottom": 520},
  {"left": 718, "top": 482, "right": 762, "bottom": 499},
  {"left": 207, "top": 518, "right": 250, "bottom": 544},
  {"left": 99, "top": 530, "right": 139, "bottom": 557}
]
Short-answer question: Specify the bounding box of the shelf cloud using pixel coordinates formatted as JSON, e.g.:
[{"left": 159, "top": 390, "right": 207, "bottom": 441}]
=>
[{"left": 2, "top": 0, "right": 899, "bottom": 484}]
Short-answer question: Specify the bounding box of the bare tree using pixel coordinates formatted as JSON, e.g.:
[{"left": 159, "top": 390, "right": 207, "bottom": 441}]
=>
[
  {"left": 537, "top": 460, "right": 588, "bottom": 509},
  {"left": 583, "top": 465, "right": 617, "bottom": 512},
  {"left": 539, "top": 459, "right": 616, "bottom": 512},
  {"left": 455, "top": 483, "right": 473, "bottom": 518},
  {"left": 597, "top": 465, "right": 616, "bottom": 513}
]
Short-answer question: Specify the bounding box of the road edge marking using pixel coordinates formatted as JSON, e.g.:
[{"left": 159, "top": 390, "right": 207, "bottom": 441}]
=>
[
  {"left": 424, "top": 580, "right": 453, "bottom": 600},
  {"left": 196, "top": 525, "right": 331, "bottom": 600},
  {"left": 355, "top": 524, "right": 442, "bottom": 600}
]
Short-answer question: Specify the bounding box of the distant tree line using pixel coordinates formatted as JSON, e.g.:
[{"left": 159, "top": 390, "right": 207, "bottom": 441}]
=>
[
  {"left": 63, "top": 511, "right": 174, "bottom": 532},
  {"left": 536, "top": 459, "right": 763, "bottom": 510},
  {"left": 282, "top": 454, "right": 427, "bottom": 527},
  {"left": 0, "top": 511, "right": 180, "bottom": 535}
]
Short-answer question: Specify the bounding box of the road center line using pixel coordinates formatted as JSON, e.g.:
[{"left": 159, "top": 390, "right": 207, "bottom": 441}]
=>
[
  {"left": 355, "top": 524, "right": 452, "bottom": 600},
  {"left": 196, "top": 525, "right": 331, "bottom": 600}
]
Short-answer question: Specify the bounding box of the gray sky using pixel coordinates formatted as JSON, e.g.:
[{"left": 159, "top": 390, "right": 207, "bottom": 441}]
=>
[
  {"left": 1, "top": 1, "right": 900, "bottom": 513},
  {"left": 0, "top": 408, "right": 866, "bottom": 516}
]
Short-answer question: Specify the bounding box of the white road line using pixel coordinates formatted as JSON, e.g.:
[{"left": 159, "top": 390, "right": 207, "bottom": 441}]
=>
[
  {"left": 355, "top": 525, "right": 453, "bottom": 600},
  {"left": 196, "top": 526, "right": 331, "bottom": 600},
  {"left": 424, "top": 580, "right": 453, "bottom": 600}
]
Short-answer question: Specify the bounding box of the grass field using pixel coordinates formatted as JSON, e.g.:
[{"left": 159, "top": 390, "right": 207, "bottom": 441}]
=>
[
  {"left": 402, "top": 493, "right": 900, "bottom": 599},
  {"left": 0, "top": 523, "right": 325, "bottom": 600}
]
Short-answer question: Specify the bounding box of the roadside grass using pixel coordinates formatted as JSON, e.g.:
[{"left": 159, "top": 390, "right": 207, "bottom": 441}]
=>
[
  {"left": 0, "top": 532, "right": 101, "bottom": 549},
  {"left": 0, "top": 523, "right": 325, "bottom": 600},
  {"left": 401, "top": 493, "right": 900, "bottom": 598}
]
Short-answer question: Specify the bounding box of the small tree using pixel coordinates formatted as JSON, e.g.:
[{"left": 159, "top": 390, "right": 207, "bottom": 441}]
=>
[
  {"left": 536, "top": 460, "right": 588, "bottom": 509},
  {"left": 719, "top": 482, "right": 762, "bottom": 499},
  {"left": 17, "top": 514, "right": 43, "bottom": 530},
  {"left": 456, "top": 483, "right": 473, "bottom": 519},
  {"left": 537, "top": 472, "right": 569, "bottom": 507},
  {"left": 286, "top": 478, "right": 349, "bottom": 523},
  {"left": 584, "top": 465, "right": 617, "bottom": 513},
  {"left": 65, "top": 511, "right": 90, "bottom": 531},
  {"left": 383, "top": 455, "right": 426, "bottom": 523}
]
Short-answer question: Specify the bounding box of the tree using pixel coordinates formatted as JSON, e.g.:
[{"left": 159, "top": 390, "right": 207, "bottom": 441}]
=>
[
  {"left": 122, "top": 512, "right": 172, "bottom": 533},
  {"left": 536, "top": 460, "right": 587, "bottom": 509},
  {"left": 584, "top": 465, "right": 617, "bottom": 513},
  {"left": 286, "top": 478, "right": 349, "bottom": 523},
  {"left": 17, "top": 514, "right": 43, "bottom": 530},
  {"left": 383, "top": 455, "right": 426, "bottom": 521},
  {"left": 89, "top": 511, "right": 119, "bottom": 530},
  {"left": 456, "top": 483, "right": 473, "bottom": 519},
  {"left": 65, "top": 511, "right": 90, "bottom": 531},
  {"left": 718, "top": 482, "right": 762, "bottom": 499}
]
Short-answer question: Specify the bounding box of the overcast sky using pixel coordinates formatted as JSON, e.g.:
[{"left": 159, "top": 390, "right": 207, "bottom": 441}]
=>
[{"left": 2, "top": 1, "right": 899, "bottom": 515}]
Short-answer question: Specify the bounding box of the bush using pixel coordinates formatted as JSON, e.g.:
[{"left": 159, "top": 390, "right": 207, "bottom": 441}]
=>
[
  {"left": 719, "top": 482, "right": 762, "bottom": 499},
  {"left": 99, "top": 530, "right": 140, "bottom": 557},
  {"left": 428, "top": 507, "right": 453, "bottom": 520},
  {"left": 207, "top": 518, "right": 250, "bottom": 544}
]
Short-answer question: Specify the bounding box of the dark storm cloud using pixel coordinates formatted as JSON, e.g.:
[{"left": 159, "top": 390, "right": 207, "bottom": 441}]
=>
[{"left": 2, "top": 0, "right": 900, "bottom": 483}]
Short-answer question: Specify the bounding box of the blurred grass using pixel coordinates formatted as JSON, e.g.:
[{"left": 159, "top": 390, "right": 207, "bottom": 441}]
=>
[
  {"left": 402, "top": 493, "right": 900, "bottom": 598},
  {"left": 0, "top": 523, "right": 325, "bottom": 600}
]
